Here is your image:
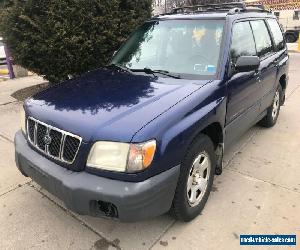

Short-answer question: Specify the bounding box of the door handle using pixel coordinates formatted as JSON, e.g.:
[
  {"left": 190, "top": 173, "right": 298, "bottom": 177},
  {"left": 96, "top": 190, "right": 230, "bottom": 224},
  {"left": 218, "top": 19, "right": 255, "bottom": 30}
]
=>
[{"left": 254, "top": 71, "right": 261, "bottom": 83}]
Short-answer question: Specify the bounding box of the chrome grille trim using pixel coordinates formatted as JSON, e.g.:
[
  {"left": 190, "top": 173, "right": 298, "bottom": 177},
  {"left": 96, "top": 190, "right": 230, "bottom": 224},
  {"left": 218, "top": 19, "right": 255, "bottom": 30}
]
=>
[{"left": 26, "top": 117, "right": 82, "bottom": 164}]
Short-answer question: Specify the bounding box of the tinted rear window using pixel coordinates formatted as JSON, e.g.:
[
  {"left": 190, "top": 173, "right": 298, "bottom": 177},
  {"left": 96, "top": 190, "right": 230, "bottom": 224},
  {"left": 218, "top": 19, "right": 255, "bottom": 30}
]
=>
[
  {"left": 250, "top": 20, "right": 273, "bottom": 58},
  {"left": 267, "top": 19, "right": 285, "bottom": 51}
]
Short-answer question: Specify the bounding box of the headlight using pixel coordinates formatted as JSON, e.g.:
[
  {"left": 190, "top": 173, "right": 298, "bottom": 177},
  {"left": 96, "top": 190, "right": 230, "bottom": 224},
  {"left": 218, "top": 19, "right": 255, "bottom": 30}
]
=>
[
  {"left": 87, "top": 140, "right": 156, "bottom": 173},
  {"left": 20, "top": 107, "right": 26, "bottom": 134}
]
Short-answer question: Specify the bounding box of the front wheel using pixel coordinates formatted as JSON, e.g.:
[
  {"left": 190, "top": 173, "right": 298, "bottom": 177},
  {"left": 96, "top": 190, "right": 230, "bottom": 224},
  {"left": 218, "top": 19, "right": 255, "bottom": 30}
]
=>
[
  {"left": 171, "top": 134, "right": 216, "bottom": 222},
  {"left": 259, "top": 85, "right": 282, "bottom": 128}
]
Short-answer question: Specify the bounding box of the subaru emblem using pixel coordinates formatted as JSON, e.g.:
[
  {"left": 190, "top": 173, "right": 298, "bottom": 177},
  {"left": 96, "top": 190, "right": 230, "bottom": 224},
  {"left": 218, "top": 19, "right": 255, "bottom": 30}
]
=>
[{"left": 43, "top": 134, "right": 52, "bottom": 145}]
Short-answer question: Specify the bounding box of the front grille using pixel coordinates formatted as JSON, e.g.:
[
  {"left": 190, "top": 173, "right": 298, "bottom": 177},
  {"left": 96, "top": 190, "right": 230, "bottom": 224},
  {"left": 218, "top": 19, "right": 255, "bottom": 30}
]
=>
[
  {"left": 48, "top": 130, "right": 63, "bottom": 158},
  {"left": 28, "top": 119, "right": 35, "bottom": 142},
  {"left": 36, "top": 124, "right": 47, "bottom": 151},
  {"left": 26, "top": 117, "right": 82, "bottom": 164},
  {"left": 63, "top": 135, "right": 81, "bottom": 162}
]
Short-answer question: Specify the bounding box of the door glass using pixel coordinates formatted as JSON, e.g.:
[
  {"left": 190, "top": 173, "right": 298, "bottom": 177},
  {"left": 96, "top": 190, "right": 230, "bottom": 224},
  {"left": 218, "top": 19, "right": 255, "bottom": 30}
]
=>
[
  {"left": 250, "top": 20, "right": 273, "bottom": 58},
  {"left": 230, "top": 21, "right": 257, "bottom": 64},
  {"left": 266, "top": 19, "right": 285, "bottom": 51}
]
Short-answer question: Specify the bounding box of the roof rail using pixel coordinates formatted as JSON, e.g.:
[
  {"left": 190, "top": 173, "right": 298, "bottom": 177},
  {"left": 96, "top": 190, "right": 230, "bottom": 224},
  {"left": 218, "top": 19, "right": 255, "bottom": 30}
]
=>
[
  {"left": 170, "top": 2, "right": 270, "bottom": 15},
  {"left": 171, "top": 2, "right": 246, "bottom": 14}
]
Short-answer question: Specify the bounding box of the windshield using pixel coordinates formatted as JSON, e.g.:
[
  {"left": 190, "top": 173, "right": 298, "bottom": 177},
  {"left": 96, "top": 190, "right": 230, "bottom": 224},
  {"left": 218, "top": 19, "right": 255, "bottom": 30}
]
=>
[{"left": 112, "top": 19, "right": 224, "bottom": 79}]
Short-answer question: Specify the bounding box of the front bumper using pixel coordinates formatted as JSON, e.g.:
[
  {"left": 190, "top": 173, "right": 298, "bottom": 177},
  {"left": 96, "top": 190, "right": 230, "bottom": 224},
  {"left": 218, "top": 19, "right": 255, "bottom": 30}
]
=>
[{"left": 14, "top": 131, "right": 180, "bottom": 222}]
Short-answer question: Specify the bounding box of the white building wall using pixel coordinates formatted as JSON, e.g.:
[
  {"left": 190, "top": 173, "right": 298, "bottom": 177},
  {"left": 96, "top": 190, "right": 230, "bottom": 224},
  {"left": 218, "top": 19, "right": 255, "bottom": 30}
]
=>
[
  {"left": 276, "top": 10, "right": 300, "bottom": 30},
  {"left": 245, "top": 0, "right": 300, "bottom": 31}
]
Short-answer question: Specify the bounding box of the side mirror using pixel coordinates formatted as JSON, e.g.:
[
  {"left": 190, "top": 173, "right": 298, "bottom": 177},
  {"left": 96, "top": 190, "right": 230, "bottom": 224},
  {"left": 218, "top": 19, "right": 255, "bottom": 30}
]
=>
[{"left": 235, "top": 56, "right": 260, "bottom": 72}]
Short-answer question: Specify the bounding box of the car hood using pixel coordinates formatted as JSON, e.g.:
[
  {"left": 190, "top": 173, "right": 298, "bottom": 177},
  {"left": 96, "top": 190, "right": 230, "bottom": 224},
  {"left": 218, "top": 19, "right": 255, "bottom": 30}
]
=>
[{"left": 25, "top": 68, "right": 209, "bottom": 142}]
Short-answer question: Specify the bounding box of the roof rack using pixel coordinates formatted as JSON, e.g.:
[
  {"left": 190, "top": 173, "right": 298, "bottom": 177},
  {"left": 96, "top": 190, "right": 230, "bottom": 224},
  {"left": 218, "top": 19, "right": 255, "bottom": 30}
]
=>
[
  {"left": 170, "top": 2, "right": 271, "bottom": 15},
  {"left": 246, "top": 4, "right": 266, "bottom": 10}
]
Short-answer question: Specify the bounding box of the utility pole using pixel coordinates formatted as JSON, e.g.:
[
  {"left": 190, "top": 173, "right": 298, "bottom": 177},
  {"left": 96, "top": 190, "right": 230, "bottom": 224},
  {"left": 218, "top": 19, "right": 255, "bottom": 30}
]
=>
[{"left": 4, "top": 45, "right": 15, "bottom": 79}]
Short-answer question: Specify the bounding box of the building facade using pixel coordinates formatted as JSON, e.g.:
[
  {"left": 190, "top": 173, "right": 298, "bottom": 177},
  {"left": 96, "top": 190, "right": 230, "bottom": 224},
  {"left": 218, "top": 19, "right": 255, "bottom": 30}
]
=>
[
  {"left": 153, "top": 0, "right": 300, "bottom": 31},
  {"left": 245, "top": 0, "right": 300, "bottom": 30}
]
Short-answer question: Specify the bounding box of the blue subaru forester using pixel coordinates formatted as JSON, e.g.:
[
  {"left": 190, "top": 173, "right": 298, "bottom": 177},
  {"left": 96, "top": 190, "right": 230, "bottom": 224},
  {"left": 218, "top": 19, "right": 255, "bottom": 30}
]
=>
[{"left": 15, "top": 3, "right": 289, "bottom": 222}]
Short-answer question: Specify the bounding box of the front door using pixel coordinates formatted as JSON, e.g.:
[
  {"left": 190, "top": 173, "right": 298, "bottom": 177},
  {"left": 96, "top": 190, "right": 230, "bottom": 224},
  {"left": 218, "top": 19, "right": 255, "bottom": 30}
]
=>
[{"left": 225, "top": 21, "right": 261, "bottom": 146}]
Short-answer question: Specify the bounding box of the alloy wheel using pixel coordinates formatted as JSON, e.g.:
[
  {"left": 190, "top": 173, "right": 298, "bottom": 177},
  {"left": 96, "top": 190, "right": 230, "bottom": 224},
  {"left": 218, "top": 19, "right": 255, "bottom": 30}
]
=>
[
  {"left": 272, "top": 90, "right": 280, "bottom": 120},
  {"left": 187, "top": 152, "right": 211, "bottom": 207}
]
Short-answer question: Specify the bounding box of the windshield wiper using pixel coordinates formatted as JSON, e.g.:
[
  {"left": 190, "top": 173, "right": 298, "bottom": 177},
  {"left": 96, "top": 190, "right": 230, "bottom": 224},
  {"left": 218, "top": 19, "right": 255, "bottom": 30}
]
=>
[
  {"left": 107, "top": 63, "right": 132, "bottom": 73},
  {"left": 131, "top": 67, "right": 181, "bottom": 79}
]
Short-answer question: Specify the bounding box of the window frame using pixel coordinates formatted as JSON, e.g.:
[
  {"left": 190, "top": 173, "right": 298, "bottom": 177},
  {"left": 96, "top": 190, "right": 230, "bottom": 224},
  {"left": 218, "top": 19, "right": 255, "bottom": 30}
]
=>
[
  {"left": 229, "top": 20, "right": 258, "bottom": 63},
  {"left": 265, "top": 18, "right": 286, "bottom": 52},
  {"left": 228, "top": 19, "right": 258, "bottom": 77},
  {"left": 249, "top": 19, "right": 276, "bottom": 60}
]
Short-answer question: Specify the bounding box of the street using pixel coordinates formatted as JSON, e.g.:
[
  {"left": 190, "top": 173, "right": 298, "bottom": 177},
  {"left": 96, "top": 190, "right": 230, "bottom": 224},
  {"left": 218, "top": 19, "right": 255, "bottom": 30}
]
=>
[{"left": 0, "top": 53, "right": 299, "bottom": 250}]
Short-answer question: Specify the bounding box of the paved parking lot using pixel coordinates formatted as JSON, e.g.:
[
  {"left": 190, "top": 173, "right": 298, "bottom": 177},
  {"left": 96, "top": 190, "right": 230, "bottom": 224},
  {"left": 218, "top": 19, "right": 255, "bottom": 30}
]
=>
[{"left": 0, "top": 54, "right": 300, "bottom": 250}]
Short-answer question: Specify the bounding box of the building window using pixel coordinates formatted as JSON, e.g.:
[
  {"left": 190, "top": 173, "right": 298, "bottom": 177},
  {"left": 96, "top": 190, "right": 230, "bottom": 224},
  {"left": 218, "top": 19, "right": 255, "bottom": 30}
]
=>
[
  {"left": 274, "top": 12, "right": 280, "bottom": 18},
  {"left": 294, "top": 10, "right": 299, "bottom": 20}
]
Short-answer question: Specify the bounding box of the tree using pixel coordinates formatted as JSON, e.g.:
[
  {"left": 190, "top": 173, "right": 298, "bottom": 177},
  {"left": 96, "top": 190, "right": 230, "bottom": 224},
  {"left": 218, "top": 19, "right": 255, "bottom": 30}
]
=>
[{"left": 0, "top": 0, "right": 152, "bottom": 83}]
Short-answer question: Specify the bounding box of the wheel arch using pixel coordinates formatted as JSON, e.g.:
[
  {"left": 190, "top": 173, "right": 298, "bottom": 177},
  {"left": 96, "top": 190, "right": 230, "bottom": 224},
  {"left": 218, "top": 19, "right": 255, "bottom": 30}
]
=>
[
  {"left": 278, "top": 74, "right": 287, "bottom": 104},
  {"left": 187, "top": 121, "right": 224, "bottom": 175},
  {"left": 279, "top": 74, "right": 287, "bottom": 91},
  {"left": 201, "top": 122, "right": 224, "bottom": 149}
]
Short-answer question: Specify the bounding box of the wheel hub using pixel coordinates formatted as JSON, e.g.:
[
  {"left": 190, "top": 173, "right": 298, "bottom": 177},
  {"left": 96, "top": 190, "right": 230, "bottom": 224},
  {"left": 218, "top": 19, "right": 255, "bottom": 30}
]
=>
[
  {"left": 187, "top": 152, "right": 211, "bottom": 207},
  {"left": 272, "top": 90, "right": 280, "bottom": 120}
]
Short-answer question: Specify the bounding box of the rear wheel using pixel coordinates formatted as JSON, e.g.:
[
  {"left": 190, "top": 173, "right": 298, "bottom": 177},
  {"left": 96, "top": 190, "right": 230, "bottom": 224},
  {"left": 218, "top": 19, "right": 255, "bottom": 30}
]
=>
[
  {"left": 171, "top": 134, "right": 215, "bottom": 222},
  {"left": 259, "top": 85, "right": 282, "bottom": 128}
]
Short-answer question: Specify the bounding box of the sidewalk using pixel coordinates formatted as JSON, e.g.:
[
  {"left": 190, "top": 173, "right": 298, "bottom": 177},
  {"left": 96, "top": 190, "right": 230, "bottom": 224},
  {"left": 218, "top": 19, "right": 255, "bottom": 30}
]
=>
[
  {"left": 0, "top": 75, "right": 45, "bottom": 105},
  {"left": 287, "top": 43, "right": 299, "bottom": 53},
  {"left": 0, "top": 57, "right": 299, "bottom": 249}
]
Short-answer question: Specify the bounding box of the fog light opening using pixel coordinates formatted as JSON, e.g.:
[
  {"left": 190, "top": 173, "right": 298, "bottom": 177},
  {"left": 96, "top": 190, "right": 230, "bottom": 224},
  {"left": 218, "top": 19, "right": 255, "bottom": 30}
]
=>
[{"left": 97, "top": 200, "right": 118, "bottom": 218}]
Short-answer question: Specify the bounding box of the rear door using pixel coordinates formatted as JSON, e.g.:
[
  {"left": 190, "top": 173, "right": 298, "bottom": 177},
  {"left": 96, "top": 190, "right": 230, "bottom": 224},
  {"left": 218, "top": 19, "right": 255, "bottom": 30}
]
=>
[
  {"left": 225, "top": 21, "right": 261, "bottom": 146},
  {"left": 265, "top": 18, "right": 289, "bottom": 99},
  {"left": 250, "top": 19, "right": 277, "bottom": 112}
]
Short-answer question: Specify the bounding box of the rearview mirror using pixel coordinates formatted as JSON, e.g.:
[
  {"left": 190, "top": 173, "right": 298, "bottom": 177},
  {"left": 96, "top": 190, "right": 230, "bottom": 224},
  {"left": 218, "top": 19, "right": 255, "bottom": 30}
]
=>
[{"left": 235, "top": 56, "right": 260, "bottom": 72}]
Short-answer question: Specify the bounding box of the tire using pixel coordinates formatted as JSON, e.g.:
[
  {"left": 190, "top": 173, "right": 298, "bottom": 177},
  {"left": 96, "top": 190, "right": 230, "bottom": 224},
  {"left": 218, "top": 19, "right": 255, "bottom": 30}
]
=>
[
  {"left": 285, "top": 33, "right": 297, "bottom": 43},
  {"left": 171, "top": 134, "right": 216, "bottom": 222},
  {"left": 259, "top": 85, "right": 282, "bottom": 128}
]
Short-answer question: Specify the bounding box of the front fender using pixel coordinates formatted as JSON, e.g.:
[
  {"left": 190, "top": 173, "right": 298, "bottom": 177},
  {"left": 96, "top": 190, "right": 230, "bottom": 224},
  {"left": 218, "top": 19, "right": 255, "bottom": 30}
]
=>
[{"left": 132, "top": 80, "right": 227, "bottom": 178}]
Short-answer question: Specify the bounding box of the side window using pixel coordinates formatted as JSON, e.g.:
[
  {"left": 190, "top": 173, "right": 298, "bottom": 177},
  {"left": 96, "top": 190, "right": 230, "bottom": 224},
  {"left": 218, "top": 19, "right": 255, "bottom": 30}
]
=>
[
  {"left": 294, "top": 10, "right": 299, "bottom": 20},
  {"left": 230, "top": 21, "right": 256, "bottom": 64},
  {"left": 250, "top": 20, "right": 273, "bottom": 58},
  {"left": 274, "top": 12, "right": 280, "bottom": 19},
  {"left": 266, "top": 19, "right": 285, "bottom": 51}
]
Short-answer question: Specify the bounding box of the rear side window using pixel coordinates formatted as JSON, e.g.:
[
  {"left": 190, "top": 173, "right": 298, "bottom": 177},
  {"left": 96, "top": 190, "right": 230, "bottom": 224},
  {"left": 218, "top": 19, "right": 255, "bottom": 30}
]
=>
[
  {"left": 267, "top": 19, "right": 285, "bottom": 51},
  {"left": 231, "top": 21, "right": 257, "bottom": 63},
  {"left": 250, "top": 20, "right": 273, "bottom": 58}
]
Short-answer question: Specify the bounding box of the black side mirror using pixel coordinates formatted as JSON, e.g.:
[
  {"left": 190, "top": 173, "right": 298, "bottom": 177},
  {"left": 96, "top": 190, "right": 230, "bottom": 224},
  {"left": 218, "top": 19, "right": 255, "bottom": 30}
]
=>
[{"left": 235, "top": 56, "right": 260, "bottom": 72}]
